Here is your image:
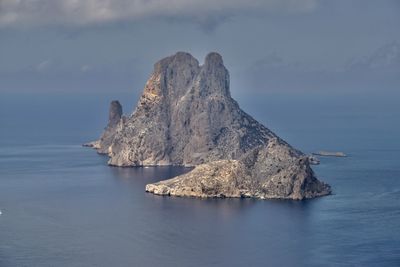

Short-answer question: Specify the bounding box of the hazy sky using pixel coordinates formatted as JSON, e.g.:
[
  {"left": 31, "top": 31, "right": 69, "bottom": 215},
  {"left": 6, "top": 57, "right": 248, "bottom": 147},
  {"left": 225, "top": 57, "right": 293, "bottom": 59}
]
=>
[{"left": 0, "top": 0, "right": 399, "bottom": 94}]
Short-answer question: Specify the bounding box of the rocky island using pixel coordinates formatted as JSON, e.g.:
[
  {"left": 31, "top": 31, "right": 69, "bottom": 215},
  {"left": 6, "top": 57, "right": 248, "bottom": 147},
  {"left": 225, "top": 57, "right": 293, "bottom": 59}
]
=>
[
  {"left": 87, "top": 52, "right": 331, "bottom": 200},
  {"left": 313, "top": 151, "right": 347, "bottom": 157}
]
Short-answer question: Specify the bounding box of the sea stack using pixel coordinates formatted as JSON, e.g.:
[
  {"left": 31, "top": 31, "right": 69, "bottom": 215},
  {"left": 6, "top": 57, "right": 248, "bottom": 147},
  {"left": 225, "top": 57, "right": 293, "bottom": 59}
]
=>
[
  {"left": 96, "top": 100, "right": 123, "bottom": 154},
  {"left": 88, "top": 52, "right": 331, "bottom": 200}
]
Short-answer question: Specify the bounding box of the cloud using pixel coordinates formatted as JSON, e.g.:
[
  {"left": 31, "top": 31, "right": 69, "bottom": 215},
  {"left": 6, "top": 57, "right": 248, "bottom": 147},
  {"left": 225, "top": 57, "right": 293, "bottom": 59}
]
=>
[
  {"left": 35, "top": 59, "right": 52, "bottom": 71},
  {"left": 238, "top": 41, "right": 400, "bottom": 92},
  {"left": 0, "top": 0, "right": 319, "bottom": 28},
  {"left": 345, "top": 41, "right": 400, "bottom": 71}
]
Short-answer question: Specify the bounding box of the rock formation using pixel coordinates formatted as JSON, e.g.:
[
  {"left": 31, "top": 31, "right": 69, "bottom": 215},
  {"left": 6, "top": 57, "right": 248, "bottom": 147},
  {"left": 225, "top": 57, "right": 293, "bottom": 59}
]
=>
[
  {"left": 88, "top": 51, "right": 331, "bottom": 200},
  {"left": 96, "top": 100, "right": 124, "bottom": 154},
  {"left": 313, "top": 151, "right": 347, "bottom": 157},
  {"left": 146, "top": 139, "right": 330, "bottom": 200},
  {"left": 83, "top": 100, "right": 123, "bottom": 153}
]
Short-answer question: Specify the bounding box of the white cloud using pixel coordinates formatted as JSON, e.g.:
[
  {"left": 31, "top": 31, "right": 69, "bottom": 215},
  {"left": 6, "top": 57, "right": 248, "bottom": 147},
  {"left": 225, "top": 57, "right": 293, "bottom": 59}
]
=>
[
  {"left": 0, "top": 0, "right": 319, "bottom": 27},
  {"left": 36, "top": 59, "right": 52, "bottom": 71}
]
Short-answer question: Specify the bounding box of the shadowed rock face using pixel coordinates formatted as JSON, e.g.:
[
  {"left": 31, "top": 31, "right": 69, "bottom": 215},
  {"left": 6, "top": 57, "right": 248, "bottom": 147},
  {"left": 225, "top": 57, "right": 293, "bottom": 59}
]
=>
[
  {"left": 96, "top": 100, "right": 123, "bottom": 154},
  {"left": 90, "top": 51, "right": 331, "bottom": 200},
  {"left": 108, "top": 100, "right": 123, "bottom": 126}
]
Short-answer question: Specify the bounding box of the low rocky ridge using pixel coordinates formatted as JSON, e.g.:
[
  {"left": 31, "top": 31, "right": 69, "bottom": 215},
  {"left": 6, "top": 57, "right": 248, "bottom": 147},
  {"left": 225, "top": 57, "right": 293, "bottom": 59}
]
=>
[
  {"left": 88, "top": 51, "right": 331, "bottom": 200},
  {"left": 313, "top": 151, "right": 347, "bottom": 157},
  {"left": 145, "top": 138, "right": 330, "bottom": 200}
]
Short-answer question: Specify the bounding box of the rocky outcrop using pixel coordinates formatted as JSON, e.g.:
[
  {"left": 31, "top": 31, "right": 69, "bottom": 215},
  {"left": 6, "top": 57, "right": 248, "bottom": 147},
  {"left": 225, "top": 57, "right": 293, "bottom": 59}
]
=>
[
  {"left": 84, "top": 101, "right": 124, "bottom": 153},
  {"left": 313, "top": 151, "right": 346, "bottom": 157},
  {"left": 89, "top": 51, "right": 331, "bottom": 200},
  {"left": 307, "top": 155, "right": 321, "bottom": 165},
  {"left": 145, "top": 138, "right": 330, "bottom": 200},
  {"left": 96, "top": 100, "right": 123, "bottom": 154}
]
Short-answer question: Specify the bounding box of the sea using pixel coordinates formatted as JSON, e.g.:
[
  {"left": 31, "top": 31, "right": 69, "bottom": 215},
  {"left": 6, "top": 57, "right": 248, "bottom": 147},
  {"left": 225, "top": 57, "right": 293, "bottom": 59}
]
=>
[{"left": 0, "top": 90, "right": 399, "bottom": 266}]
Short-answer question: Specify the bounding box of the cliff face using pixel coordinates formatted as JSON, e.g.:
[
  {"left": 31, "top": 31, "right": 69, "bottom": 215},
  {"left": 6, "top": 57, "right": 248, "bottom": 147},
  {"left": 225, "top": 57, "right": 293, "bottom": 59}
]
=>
[
  {"left": 96, "top": 100, "right": 123, "bottom": 154},
  {"left": 91, "top": 51, "right": 331, "bottom": 200}
]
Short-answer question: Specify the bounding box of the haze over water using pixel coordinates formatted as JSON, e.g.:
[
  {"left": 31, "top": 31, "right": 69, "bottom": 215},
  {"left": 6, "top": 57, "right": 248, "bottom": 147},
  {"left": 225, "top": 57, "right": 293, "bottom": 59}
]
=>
[
  {"left": 1, "top": 0, "right": 399, "bottom": 265},
  {"left": 0, "top": 91, "right": 399, "bottom": 266}
]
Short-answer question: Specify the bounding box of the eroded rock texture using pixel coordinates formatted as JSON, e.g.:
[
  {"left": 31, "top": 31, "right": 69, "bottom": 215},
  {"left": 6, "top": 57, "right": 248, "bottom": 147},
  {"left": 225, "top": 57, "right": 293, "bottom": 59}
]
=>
[
  {"left": 97, "top": 100, "right": 123, "bottom": 154},
  {"left": 90, "top": 52, "right": 331, "bottom": 200},
  {"left": 145, "top": 138, "right": 330, "bottom": 200}
]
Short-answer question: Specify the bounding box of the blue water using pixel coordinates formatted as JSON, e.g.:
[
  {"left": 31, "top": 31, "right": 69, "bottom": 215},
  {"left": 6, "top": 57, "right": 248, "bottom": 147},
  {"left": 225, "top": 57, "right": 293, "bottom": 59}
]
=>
[{"left": 0, "top": 91, "right": 399, "bottom": 266}]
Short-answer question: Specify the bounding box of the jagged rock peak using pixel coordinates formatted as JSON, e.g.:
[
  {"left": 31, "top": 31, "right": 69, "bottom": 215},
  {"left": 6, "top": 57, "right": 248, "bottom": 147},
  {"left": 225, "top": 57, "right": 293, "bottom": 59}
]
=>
[
  {"left": 108, "top": 100, "right": 122, "bottom": 127},
  {"left": 143, "top": 51, "right": 230, "bottom": 102},
  {"left": 204, "top": 52, "right": 224, "bottom": 67},
  {"left": 154, "top": 51, "right": 199, "bottom": 74},
  {"left": 95, "top": 51, "right": 282, "bottom": 167},
  {"left": 90, "top": 100, "right": 124, "bottom": 154},
  {"left": 88, "top": 51, "right": 332, "bottom": 200},
  {"left": 154, "top": 51, "right": 224, "bottom": 71},
  {"left": 200, "top": 52, "right": 230, "bottom": 97}
]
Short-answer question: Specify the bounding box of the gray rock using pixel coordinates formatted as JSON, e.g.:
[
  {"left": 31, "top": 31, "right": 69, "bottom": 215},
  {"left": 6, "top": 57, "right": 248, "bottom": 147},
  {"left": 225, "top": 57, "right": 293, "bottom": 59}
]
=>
[
  {"left": 90, "top": 51, "right": 331, "bottom": 200},
  {"left": 96, "top": 100, "right": 123, "bottom": 154},
  {"left": 82, "top": 141, "right": 99, "bottom": 148},
  {"left": 313, "top": 151, "right": 347, "bottom": 157},
  {"left": 146, "top": 138, "right": 331, "bottom": 200},
  {"left": 308, "top": 155, "right": 321, "bottom": 165}
]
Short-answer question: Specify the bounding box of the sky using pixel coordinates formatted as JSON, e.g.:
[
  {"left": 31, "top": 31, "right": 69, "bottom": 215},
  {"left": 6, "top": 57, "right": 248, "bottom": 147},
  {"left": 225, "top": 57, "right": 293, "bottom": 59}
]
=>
[{"left": 0, "top": 0, "right": 399, "bottom": 96}]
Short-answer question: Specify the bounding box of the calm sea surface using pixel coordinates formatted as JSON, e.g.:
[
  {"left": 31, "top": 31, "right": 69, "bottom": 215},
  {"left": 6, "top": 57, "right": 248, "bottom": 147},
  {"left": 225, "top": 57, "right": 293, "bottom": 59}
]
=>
[{"left": 0, "top": 91, "right": 399, "bottom": 266}]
